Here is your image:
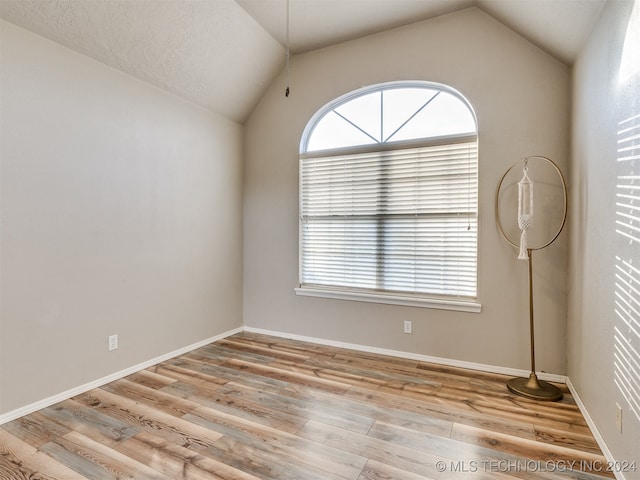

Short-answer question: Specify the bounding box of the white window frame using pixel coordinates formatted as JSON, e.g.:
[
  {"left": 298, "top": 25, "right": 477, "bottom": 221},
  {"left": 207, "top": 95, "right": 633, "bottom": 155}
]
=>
[{"left": 296, "top": 81, "right": 481, "bottom": 313}]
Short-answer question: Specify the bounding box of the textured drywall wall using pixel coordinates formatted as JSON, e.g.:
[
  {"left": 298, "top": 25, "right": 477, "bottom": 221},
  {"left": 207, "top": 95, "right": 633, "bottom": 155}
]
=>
[
  {"left": 244, "top": 8, "right": 570, "bottom": 373},
  {"left": 0, "top": 20, "right": 243, "bottom": 414},
  {"left": 569, "top": 0, "right": 640, "bottom": 472}
]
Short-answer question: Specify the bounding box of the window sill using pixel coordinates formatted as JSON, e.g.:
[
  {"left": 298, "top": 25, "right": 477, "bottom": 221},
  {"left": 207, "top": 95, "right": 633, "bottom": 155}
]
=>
[{"left": 294, "top": 287, "right": 481, "bottom": 313}]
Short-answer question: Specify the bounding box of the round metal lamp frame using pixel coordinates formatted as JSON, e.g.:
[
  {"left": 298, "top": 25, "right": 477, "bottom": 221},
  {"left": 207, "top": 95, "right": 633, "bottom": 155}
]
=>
[{"left": 495, "top": 156, "right": 567, "bottom": 402}]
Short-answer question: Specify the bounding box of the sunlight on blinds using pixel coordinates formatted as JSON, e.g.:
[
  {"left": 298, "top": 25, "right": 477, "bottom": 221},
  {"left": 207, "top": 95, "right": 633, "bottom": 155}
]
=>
[{"left": 614, "top": 112, "right": 640, "bottom": 423}]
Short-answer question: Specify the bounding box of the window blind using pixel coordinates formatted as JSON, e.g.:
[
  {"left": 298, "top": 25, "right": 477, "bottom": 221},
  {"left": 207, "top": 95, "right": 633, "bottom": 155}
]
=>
[{"left": 300, "top": 140, "right": 478, "bottom": 299}]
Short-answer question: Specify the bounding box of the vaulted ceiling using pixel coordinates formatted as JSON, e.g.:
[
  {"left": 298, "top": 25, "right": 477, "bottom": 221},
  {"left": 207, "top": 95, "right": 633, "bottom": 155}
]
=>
[{"left": 0, "top": 0, "right": 606, "bottom": 124}]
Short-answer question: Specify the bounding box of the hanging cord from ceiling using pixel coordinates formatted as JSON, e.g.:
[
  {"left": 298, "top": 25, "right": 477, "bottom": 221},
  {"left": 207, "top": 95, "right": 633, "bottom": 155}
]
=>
[{"left": 285, "top": 0, "right": 291, "bottom": 97}]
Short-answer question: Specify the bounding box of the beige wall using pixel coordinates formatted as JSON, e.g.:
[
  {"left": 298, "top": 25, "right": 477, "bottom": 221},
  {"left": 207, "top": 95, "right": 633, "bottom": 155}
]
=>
[
  {"left": 569, "top": 0, "right": 640, "bottom": 471},
  {"left": 0, "top": 21, "right": 243, "bottom": 415},
  {"left": 244, "top": 8, "right": 571, "bottom": 373}
]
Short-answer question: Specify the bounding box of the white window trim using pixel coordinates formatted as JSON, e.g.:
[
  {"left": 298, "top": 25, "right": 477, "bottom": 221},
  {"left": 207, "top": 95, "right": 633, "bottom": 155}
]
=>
[
  {"left": 298, "top": 81, "right": 480, "bottom": 313},
  {"left": 294, "top": 286, "right": 481, "bottom": 313}
]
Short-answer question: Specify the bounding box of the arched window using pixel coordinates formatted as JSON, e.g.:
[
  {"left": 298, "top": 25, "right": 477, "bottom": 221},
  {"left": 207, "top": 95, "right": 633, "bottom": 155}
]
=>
[{"left": 297, "top": 81, "right": 479, "bottom": 310}]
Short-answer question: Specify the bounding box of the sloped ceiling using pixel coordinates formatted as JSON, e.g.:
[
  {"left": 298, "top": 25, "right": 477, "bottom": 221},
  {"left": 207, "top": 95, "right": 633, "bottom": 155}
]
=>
[
  {"left": 0, "top": 0, "right": 285, "bottom": 123},
  {"left": 237, "top": 0, "right": 605, "bottom": 63},
  {"left": 0, "top": 0, "right": 606, "bottom": 124}
]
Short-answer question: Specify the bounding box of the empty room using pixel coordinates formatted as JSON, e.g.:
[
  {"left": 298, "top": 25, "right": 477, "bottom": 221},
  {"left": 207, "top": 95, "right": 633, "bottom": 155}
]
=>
[{"left": 1, "top": 0, "right": 639, "bottom": 478}]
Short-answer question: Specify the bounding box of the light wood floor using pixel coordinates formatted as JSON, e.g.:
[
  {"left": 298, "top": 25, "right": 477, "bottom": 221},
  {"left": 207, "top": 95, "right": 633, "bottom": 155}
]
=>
[{"left": 1, "top": 332, "right": 613, "bottom": 480}]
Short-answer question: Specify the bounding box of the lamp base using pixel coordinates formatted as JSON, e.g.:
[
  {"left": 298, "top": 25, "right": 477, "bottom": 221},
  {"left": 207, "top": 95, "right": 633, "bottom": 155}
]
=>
[{"left": 507, "top": 372, "right": 563, "bottom": 401}]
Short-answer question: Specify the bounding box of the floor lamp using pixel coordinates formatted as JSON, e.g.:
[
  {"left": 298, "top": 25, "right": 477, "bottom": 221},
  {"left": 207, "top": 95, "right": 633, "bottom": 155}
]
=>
[{"left": 495, "top": 156, "right": 567, "bottom": 401}]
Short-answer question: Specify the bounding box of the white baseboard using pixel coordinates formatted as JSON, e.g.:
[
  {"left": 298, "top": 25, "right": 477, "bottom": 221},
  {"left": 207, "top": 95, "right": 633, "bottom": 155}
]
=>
[
  {"left": 566, "top": 378, "right": 626, "bottom": 480},
  {"left": 242, "top": 326, "right": 567, "bottom": 384},
  {"left": 0, "top": 326, "right": 243, "bottom": 425}
]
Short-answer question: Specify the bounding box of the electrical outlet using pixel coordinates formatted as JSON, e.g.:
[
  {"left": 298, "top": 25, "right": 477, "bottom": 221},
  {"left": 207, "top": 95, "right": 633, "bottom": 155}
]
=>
[
  {"left": 108, "top": 334, "right": 118, "bottom": 352},
  {"left": 403, "top": 320, "right": 412, "bottom": 334},
  {"left": 615, "top": 403, "right": 623, "bottom": 433}
]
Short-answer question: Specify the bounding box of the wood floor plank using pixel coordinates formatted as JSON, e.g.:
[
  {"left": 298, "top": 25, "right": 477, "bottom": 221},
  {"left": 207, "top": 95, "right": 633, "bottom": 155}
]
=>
[
  {"left": 162, "top": 355, "right": 298, "bottom": 393},
  {"left": 114, "top": 431, "right": 263, "bottom": 480},
  {"left": 450, "top": 423, "right": 614, "bottom": 478},
  {"left": 185, "top": 405, "right": 368, "bottom": 479},
  {"left": 533, "top": 425, "right": 603, "bottom": 454},
  {"left": 357, "top": 459, "right": 436, "bottom": 480},
  {"left": 235, "top": 377, "right": 455, "bottom": 439},
  {"left": 213, "top": 380, "right": 377, "bottom": 434},
  {"left": 221, "top": 357, "right": 353, "bottom": 394},
  {"left": 39, "top": 430, "right": 172, "bottom": 480},
  {"left": 39, "top": 399, "right": 139, "bottom": 447},
  {"left": 0, "top": 429, "right": 89, "bottom": 480},
  {"left": 0, "top": 332, "right": 612, "bottom": 480},
  {"left": 1, "top": 411, "right": 70, "bottom": 449},
  {"left": 72, "top": 388, "right": 223, "bottom": 451},
  {"left": 158, "top": 378, "right": 226, "bottom": 401},
  {"left": 101, "top": 377, "right": 200, "bottom": 417},
  {"left": 160, "top": 381, "right": 309, "bottom": 434},
  {"left": 233, "top": 332, "right": 346, "bottom": 359},
  {"left": 216, "top": 338, "right": 311, "bottom": 363},
  {"left": 270, "top": 356, "right": 443, "bottom": 391},
  {"left": 345, "top": 384, "right": 540, "bottom": 440},
  {"left": 208, "top": 430, "right": 350, "bottom": 480},
  {"left": 152, "top": 360, "right": 231, "bottom": 387},
  {"left": 468, "top": 401, "right": 591, "bottom": 433},
  {"left": 190, "top": 344, "right": 278, "bottom": 366},
  {"left": 365, "top": 422, "right": 613, "bottom": 480},
  {"left": 330, "top": 354, "right": 459, "bottom": 389},
  {"left": 298, "top": 418, "right": 455, "bottom": 478},
  {"left": 124, "top": 369, "right": 177, "bottom": 390},
  {"left": 367, "top": 420, "right": 474, "bottom": 459}
]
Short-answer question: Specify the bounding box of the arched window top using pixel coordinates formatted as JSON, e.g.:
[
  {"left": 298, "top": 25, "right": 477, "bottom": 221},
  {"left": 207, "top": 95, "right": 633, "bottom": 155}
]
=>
[{"left": 301, "top": 81, "right": 477, "bottom": 154}]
